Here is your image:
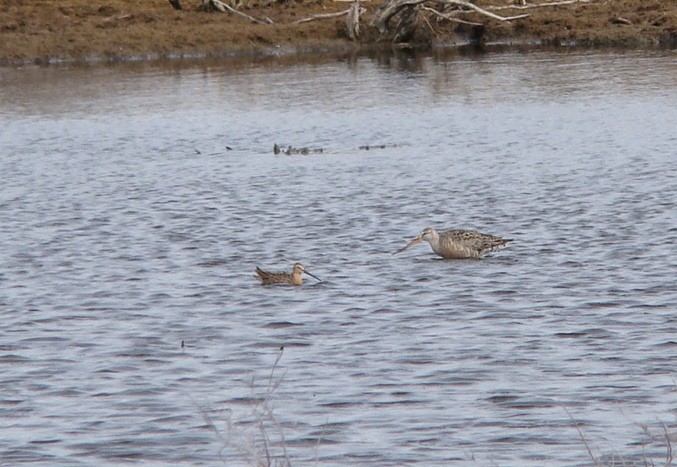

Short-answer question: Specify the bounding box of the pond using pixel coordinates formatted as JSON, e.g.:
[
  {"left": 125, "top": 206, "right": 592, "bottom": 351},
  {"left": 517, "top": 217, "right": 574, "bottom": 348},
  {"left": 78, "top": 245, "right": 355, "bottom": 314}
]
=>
[{"left": 1, "top": 48, "right": 676, "bottom": 465}]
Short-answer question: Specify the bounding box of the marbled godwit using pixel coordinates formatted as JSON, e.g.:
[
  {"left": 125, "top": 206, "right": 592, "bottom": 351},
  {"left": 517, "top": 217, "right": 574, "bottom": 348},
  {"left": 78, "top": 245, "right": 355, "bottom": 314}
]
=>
[
  {"left": 395, "top": 227, "right": 512, "bottom": 259},
  {"left": 255, "top": 263, "right": 321, "bottom": 286}
]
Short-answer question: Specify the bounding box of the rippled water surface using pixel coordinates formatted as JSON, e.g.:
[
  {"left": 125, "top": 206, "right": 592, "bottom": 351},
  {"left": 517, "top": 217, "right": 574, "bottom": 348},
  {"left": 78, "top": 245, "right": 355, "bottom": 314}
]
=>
[{"left": 1, "top": 49, "right": 676, "bottom": 465}]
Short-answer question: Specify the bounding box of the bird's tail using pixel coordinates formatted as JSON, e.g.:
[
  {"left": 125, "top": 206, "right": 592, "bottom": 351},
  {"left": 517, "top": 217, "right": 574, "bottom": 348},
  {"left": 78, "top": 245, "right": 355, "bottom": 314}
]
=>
[{"left": 255, "top": 266, "right": 270, "bottom": 282}]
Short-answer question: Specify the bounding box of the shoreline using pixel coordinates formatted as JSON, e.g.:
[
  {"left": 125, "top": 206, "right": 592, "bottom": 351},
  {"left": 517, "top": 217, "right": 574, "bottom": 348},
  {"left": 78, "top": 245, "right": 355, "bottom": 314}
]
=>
[
  {"left": 7, "top": 40, "right": 673, "bottom": 69},
  {"left": 1, "top": 0, "right": 675, "bottom": 67}
]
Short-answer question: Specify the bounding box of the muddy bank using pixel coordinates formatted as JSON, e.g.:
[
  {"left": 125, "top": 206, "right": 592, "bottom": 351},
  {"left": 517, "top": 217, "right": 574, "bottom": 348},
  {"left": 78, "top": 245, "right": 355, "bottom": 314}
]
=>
[{"left": 0, "top": 0, "right": 675, "bottom": 65}]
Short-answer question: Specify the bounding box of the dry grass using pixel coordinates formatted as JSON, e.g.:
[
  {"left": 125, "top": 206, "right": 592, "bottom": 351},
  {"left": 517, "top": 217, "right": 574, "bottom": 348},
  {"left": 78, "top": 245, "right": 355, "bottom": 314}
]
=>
[{"left": 1, "top": 0, "right": 675, "bottom": 64}]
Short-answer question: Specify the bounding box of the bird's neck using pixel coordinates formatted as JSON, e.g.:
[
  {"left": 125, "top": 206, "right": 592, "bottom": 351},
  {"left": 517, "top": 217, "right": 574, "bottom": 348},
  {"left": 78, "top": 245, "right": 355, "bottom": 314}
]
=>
[
  {"left": 292, "top": 273, "right": 303, "bottom": 286},
  {"left": 428, "top": 233, "right": 440, "bottom": 249}
]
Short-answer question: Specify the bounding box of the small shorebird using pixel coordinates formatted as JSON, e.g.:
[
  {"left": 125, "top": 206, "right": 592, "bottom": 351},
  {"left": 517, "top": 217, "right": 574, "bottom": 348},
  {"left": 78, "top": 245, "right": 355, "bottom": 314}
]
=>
[
  {"left": 255, "top": 263, "right": 321, "bottom": 286},
  {"left": 395, "top": 227, "right": 512, "bottom": 259}
]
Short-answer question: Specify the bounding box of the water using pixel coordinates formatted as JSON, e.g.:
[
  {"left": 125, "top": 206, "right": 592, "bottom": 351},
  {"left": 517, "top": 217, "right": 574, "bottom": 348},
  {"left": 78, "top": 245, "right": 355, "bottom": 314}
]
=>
[{"left": 1, "top": 49, "right": 676, "bottom": 465}]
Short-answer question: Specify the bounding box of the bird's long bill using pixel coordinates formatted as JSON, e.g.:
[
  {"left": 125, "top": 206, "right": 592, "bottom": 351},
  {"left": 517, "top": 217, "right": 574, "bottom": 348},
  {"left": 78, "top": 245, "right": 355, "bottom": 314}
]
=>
[
  {"left": 303, "top": 270, "right": 322, "bottom": 282},
  {"left": 394, "top": 236, "right": 422, "bottom": 254}
]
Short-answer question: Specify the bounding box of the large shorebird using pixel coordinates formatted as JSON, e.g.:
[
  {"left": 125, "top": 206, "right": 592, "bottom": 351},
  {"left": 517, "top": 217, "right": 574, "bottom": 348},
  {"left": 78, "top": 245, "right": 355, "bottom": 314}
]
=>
[
  {"left": 255, "top": 263, "right": 321, "bottom": 286},
  {"left": 395, "top": 227, "right": 512, "bottom": 259}
]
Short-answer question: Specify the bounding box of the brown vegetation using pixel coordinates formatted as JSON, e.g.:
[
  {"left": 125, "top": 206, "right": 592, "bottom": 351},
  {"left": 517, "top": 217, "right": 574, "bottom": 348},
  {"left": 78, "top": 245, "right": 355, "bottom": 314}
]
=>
[{"left": 0, "top": 0, "right": 674, "bottom": 65}]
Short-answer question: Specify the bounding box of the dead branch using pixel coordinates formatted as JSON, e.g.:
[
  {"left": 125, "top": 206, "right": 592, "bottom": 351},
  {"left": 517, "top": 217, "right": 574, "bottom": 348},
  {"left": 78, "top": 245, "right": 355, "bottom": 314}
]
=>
[
  {"left": 439, "top": 0, "right": 529, "bottom": 21},
  {"left": 293, "top": 9, "right": 354, "bottom": 24},
  {"left": 611, "top": 17, "right": 632, "bottom": 25},
  {"left": 487, "top": 0, "right": 593, "bottom": 11},
  {"left": 205, "top": 0, "right": 273, "bottom": 23},
  {"left": 372, "top": 0, "right": 528, "bottom": 34},
  {"left": 372, "top": 0, "right": 425, "bottom": 33},
  {"left": 419, "top": 9, "right": 439, "bottom": 36},
  {"left": 202, "top": 0, "right": 226, "bottom": 11},
  {"left": 421, "top": 5, "right": 483, "bottom": 25},
  {"left": 346, "top": 1, "right": 363, "bottom": 40}
]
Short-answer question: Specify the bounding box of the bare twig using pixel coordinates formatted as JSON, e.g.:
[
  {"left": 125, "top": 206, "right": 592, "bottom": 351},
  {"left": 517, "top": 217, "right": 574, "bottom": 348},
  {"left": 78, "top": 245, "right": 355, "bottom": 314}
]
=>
[{"left": 420, "top": 9, "right": 435, "bottom": 33}]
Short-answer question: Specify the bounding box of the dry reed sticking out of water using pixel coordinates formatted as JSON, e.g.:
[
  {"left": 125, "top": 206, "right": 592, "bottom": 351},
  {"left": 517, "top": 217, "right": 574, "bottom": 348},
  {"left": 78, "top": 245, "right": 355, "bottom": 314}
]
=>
[
  {"left": 198, "top": 346, "right": 294, "bottom": 466},
  {"left": 565, "top": 406, "right": 674, "bottom": 466}
]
